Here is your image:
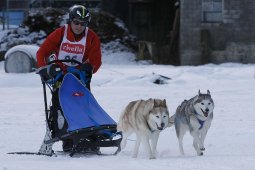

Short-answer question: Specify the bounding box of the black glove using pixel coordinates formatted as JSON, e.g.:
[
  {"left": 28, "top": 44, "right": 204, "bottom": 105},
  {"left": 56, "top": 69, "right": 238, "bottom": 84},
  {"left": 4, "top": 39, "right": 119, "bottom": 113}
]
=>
[
  {"left": 79, "top": 63, "right": 93, "bottom": 86},
  {"left": 36, "top": 64, "right": 59, "bottom": 81},
  {"left": 80, "top": 63, "right": 93, "bottom": 74}
]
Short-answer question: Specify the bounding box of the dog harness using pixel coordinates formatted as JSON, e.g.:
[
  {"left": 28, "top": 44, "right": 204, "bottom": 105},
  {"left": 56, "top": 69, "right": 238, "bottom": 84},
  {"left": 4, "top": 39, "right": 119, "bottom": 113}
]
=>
[
  {"left": 197, "top": 119, "right": 205, "bottom": 130},
  {"left": 182, "top": 99, "right": 205, "bottom": 130},
  {"left": 193, "top": 110, "right": 205, "bottom": 130}
]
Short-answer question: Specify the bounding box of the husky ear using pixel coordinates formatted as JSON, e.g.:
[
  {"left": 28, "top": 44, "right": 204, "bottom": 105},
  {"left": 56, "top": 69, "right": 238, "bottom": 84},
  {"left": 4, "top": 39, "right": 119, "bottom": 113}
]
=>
[
  {"left": 163, "top": 99, "right": 167, "bottom": 106},
  {"left": 148, "top": 98, "right": 155, "bottom": 104},
  {"left": 198, "top": 90, "right": 201, "bottom": 96},
  {"left": 145, "top": 99, "right": 155, "bottom": 114},
  {"left": 148, "top": 98, "right": 154, "bottom": 106},
  {"left": 148, "top": 98, "right": 155, "bottom": 107},
  {"left": 207, "top": 90, "right": 211, "bottom": 95}
]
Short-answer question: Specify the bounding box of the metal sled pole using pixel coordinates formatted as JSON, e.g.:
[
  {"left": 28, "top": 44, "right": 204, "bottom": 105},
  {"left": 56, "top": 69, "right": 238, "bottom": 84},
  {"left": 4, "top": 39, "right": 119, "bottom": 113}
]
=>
[
  {"left": 38, "top": 80, "right": 54, "bottom": 156},
  {"left": 42, "top": 81, "right": 49, "bottom": 122}
]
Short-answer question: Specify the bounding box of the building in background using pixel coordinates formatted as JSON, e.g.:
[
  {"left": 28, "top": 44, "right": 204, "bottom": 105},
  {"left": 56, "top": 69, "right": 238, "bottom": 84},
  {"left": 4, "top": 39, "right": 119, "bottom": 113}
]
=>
[
  {"left": 0, "top": 0, "right": 177, "bottom": 65},
  {"left": 102, "top": 0, "right": 179, "bottom": 65},
  {"left": 1, "top": 0, "right": 254, "bottom": 65},
  {"left": 102, "top": 0, "right": 255, "bottom": 65},
  {"left": 0, "top": 0, "right": 30, "bottom": 29},
  {"left": 180, "top": 0, "right": 255, "bottom": 65}
]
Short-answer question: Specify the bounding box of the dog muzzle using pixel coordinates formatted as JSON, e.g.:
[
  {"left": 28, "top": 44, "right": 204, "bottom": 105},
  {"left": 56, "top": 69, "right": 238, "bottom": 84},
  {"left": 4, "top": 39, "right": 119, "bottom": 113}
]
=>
[
  {"left": 156, "top": 123, "right": 165, "bottom": 131},
  {"left": 200, "top": 109, "right": 209, "bottom": 117}
]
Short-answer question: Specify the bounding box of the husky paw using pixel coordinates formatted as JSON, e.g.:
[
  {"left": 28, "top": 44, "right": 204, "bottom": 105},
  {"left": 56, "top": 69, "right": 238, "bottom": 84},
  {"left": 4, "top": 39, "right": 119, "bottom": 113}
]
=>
[
  {"left": 200, "top": 147, "right": 205, "bottom": 151},
  {"left": 198, "top": 152, "right": 203, "bottom": 156}
]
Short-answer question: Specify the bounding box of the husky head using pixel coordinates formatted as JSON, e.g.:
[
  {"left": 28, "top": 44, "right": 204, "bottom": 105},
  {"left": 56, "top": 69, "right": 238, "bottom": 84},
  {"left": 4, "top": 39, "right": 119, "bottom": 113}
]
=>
[
  {"left": 193, "top": 90, "right": 214, "bottom": 118},
  {"left": 147, "top": 99, "right": 169, "bottom": 131}
]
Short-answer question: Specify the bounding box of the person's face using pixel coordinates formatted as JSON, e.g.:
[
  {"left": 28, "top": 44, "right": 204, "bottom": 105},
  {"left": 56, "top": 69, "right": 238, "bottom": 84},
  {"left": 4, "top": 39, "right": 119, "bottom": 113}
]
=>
[{"left": 70, "top": 18, "right": 87, "bottom": 35}]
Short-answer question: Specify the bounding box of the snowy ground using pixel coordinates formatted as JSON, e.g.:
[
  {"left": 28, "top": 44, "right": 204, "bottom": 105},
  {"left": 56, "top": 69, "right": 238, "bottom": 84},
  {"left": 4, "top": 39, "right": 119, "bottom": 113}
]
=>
[{"left": 0, "top": 53, "right": 255, "bottom": 170}]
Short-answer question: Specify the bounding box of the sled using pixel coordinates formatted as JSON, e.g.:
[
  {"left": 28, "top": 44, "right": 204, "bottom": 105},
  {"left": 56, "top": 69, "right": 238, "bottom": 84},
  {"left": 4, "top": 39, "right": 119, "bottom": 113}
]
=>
[{"left": 12, "top": 60, "right": 122, "bottom": 157}]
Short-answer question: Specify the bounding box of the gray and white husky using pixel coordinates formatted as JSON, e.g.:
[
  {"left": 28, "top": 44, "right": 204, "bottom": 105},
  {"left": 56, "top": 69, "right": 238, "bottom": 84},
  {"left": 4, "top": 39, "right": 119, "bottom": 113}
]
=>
[
  {"left": 117, "top": 99, "right": 170, "bottom": 159},
  {"left": 172, "top": 90, "right": 214, "bottom": 156}
]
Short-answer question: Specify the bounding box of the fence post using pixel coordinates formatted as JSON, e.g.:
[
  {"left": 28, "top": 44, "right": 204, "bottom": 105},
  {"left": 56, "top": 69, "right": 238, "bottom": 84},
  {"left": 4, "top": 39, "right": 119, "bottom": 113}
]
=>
[
  {"left": 1, "top": 7, "right": 6, "bottom": 30},
  {"left": 6, "top": 0, "right": 9, "bottom": 29}
]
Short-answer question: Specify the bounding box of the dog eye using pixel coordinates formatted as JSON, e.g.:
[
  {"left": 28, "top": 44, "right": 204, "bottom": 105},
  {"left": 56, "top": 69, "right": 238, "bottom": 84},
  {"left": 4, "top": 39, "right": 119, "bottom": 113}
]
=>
[
  {"left": 163, "top": 115, "right": 166, "bottom": 118},
  {"left": 208, "top": 102, "right": 211, "bottom": 105},
  {"left": 156, "top": 116, "right": 160, "bottom": 118},
  {"left": 201, "top": 103, "right": 204, "bottom": 105}
]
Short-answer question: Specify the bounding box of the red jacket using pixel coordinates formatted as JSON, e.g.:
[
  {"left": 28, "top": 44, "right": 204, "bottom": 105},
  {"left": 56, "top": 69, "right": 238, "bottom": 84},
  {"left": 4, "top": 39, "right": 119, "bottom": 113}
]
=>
[{"left": 36, "top": 24, "right": 102, "bottom": 73}]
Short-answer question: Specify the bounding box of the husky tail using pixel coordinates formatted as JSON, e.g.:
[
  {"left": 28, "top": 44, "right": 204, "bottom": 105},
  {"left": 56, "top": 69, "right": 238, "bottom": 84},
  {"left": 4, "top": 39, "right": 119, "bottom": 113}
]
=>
[
  {"left": 117, "top": 109, "right": 125, "bottom": 132},
  {"left": 168, "top": 114, "right": 175, "bottom": 127}
]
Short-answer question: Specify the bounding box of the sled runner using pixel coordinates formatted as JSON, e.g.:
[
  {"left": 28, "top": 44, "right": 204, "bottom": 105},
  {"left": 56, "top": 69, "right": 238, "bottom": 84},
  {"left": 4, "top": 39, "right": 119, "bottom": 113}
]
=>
[{"left": 12, "top": 60, "right": 122, "bottom": 157}]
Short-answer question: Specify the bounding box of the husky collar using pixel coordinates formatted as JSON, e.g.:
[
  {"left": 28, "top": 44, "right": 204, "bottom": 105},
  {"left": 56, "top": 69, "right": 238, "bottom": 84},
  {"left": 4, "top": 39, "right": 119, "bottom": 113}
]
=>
[{"left": 146, "top": 121, "right": 156, "bottom": 133}]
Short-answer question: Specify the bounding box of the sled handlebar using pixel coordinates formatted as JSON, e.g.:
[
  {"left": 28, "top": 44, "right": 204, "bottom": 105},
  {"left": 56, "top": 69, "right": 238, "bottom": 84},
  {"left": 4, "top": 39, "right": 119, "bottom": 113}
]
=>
[
  {"left": 37, "top": 59, "right": 92, "bottom": 86},
  {"left": 47, "top": 59, "right": 93, "bottom": 75},
  {"left": 47, "top": 59, "right": 83, "bottom": 66}
]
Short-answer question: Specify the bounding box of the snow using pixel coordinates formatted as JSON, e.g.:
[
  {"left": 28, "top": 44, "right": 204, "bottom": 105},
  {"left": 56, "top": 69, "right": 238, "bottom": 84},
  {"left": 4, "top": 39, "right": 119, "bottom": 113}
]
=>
[
  {"left": 4, "top": 45, "right": 39, "bottom": 60},
  {"left": 1, "top": 33, "right": 255, "bottom": 170}
]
